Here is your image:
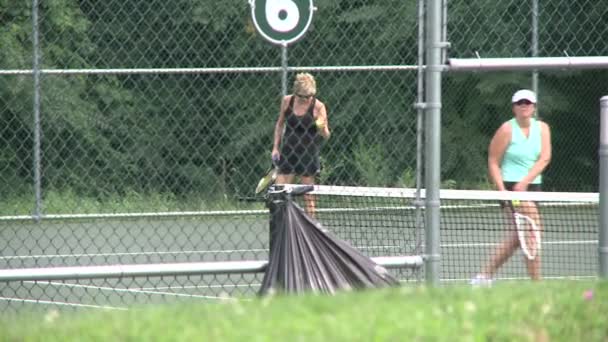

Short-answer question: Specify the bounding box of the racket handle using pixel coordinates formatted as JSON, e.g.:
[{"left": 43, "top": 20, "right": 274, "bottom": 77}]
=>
[{"left": 271, "top": 154, "right": 280, "bottom": 165}]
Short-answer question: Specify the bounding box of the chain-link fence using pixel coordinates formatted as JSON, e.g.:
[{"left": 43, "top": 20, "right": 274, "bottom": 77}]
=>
[
  {"left": 1, "top": 0, "right": 606, "bottom": 311},
  {"left": 445, "top": 0, "right": 608, "bottom": 191}
]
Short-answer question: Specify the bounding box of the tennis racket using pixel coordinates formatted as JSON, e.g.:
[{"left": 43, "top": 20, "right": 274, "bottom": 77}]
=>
[
  {"left": 255, "top": 160, "right": 279, "bottom": 195},
  {"left": 513, "top": 210, "right": 541, "bottom": 260}
]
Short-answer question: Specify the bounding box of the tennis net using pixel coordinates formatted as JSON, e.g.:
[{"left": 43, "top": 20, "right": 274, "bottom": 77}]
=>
[{"left": 279, "top": 184, "right": 600, "bottom": 283}]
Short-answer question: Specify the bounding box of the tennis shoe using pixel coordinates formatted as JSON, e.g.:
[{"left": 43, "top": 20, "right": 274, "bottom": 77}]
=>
[{"left": 470, "top": 274, "right": 493, "bottom": 287}]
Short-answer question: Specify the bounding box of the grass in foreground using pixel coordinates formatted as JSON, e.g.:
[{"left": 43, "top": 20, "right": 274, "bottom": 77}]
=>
[{"left": 1, "top": 281, "right": 606, "bottom": 341}]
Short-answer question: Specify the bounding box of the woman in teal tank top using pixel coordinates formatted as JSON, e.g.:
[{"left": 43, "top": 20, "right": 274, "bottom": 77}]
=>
[{"left": 471, "top": 89, "right": 552, "bottom": 285}]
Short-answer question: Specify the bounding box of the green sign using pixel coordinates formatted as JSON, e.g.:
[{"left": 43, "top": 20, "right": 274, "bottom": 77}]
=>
[{"left": 249, "top": 0, "right": 314, "bottom": 45}]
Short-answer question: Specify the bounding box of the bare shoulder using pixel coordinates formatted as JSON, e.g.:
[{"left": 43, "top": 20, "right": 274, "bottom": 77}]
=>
[
  {"left": 279, "top": 95, "right": 291, "bottom": 110},
  {"left": 314, "top": 98, "right": 327, "bottom": 111},
  {"left": 495, "top": 120, "right": 512, "bottom": 136},
  {"left": 538, "top": 120, "right": 550, "bottom": 130}
]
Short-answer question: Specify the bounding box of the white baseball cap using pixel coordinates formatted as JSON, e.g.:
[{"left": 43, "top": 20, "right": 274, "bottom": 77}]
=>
[{"left": 511, "top": 89, "right": 537, "bottom": 104}]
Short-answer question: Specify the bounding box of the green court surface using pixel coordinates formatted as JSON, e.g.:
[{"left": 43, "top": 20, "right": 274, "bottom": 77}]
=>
[{"left": 0, "top": 198, "right": 599, "bottom": 312}]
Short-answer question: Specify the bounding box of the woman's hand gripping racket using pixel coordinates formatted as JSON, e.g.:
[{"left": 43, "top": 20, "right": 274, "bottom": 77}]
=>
[
  {"left": 255, "top": 156, "right": 279, "bottom": 195},
  {"left": 511, "top": 200, "right": 541, "bottom": 260}
]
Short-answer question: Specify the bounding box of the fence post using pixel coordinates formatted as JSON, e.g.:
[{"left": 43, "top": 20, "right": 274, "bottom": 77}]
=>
[
  {"left": 31, "top": 0, "right": 43, "bottom": 221},
  {"left": 281, "top": 43, "right": 288, "bottom": 96},
  {"left": 531, "top": 0, "right": 539, "bottom": 115},
  {"left": 599, "top": 96, "right": 608, "bottom": 278},
  {"left": 424, "top": 0, "right": 443, "bottom": 286}
]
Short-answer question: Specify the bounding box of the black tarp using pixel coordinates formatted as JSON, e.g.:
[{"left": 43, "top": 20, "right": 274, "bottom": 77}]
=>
[{"left": 259, "top": 185, "right": 399, "bottom": 295}]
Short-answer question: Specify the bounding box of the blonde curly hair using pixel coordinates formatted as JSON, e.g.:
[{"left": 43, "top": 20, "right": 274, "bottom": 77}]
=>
[{"left": 292, "top": 73, "right": 317, "bottom": 96}]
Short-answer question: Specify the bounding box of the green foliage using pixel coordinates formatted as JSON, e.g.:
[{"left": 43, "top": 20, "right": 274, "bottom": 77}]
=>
[
  {"left": 398, "top": 168, "right": 416, "bottom": 188},
  {"left": 318, "top": 155, "right": 344, "bottom": 185},
  {"left": 0, "top": 187, "right": 262, "bottom": 215},
  {"left": 352, "top": 138, "right": 391, "bottom": 187}
]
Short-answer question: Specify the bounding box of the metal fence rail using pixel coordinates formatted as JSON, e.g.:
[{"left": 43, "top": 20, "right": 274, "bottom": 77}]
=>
[
  {"left": 0, "top": 257, "right": 422, "bottom": 311},
  {"left": 0, "top": 256, "right": 423, "bottom": 282}
]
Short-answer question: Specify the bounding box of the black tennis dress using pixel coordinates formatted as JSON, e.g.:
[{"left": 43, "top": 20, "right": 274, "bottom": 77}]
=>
[{"left": 278, "top": 96, "right": 320, "bottom": 176}]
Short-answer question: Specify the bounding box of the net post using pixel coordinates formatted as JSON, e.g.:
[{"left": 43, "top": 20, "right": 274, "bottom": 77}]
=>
[
  {"left": 266, "top": 186, "right": 288, "bottom": 253},
  {"left": 599, "top": 96, "right": 608, "bottom": 278}
]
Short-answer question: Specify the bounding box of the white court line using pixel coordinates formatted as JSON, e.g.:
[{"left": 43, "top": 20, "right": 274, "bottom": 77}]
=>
[
  {"left": 6, "top": 274, "right": 595, "bottom": 309},
  {"left": 441, "top": 240, "right": 598, "bottom": 248},
  {"left": 442, "top": 275, "right": 597, "bottom": 282},
  {"left": 2, "top": 281, "right": 251, "bottom": 311},
  {"left": 141, "top": 283, "right": 257, "bottom": 291},
  {"left": 31, "top": 281, "right": 239, "bottom": 301},
  {"left": 0, "top": 296, "right": 127, "bottom": 310}
]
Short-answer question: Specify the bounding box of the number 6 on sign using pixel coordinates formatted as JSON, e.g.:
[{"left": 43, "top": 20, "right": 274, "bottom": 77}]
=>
[
  {"left": 249, "top": 0, "right": 315, "bottom": 45},
  {"left": 267, "top": 0, "right": 299, "bottom": 32}
]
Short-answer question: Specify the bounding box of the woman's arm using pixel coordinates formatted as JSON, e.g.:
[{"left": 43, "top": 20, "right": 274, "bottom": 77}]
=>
[
  {"left": 272, "top": 96, "right": 289, "bottom": 156},
  {"left": 488, "top": 122, "right": 511, "bottom": 191},
  {"left": 314, "top": 100, "right": 330, "bottom": 139}
]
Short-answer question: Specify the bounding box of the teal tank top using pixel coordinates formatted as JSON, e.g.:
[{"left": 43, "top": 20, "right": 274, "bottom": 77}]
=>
[{"left": 501, "top": 118, "right": 542, "bottom": 184}]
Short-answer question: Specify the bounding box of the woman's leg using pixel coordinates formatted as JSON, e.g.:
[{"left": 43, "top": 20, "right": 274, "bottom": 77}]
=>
[
  {"left": 481, "top": 206, "right": 520, "bottom": 277},
  {"left": 275, "top": 173, "right": 295, "bottom": 185},
  {"left": 482, "top": 232, "right": 519, "bottom": 278},
  {"left": 300, "top": 175, "right": 316, "bottom": 217}
]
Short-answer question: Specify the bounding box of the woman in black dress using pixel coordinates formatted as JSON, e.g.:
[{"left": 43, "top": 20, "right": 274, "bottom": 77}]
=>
[{"left": 271, "top": 73, "right": 330, "bottom": 215}]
